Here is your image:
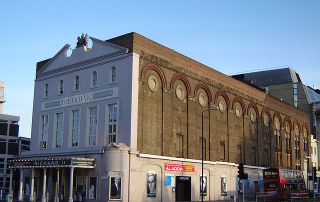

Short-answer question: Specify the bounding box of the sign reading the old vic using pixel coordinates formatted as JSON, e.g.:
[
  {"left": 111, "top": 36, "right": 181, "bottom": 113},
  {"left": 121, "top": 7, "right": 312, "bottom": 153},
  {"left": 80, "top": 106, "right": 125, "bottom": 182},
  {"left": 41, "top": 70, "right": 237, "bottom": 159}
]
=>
[{"left": 9, "top": 158, "right": 95, "bottom": 168}]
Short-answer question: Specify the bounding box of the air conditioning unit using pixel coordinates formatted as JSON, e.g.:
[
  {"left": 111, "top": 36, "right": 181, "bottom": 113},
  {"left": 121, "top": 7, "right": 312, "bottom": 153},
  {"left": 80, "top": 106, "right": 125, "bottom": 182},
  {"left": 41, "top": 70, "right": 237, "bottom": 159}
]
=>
[{"left": 39, "top": 141, "right": 47, "bottom": 149}]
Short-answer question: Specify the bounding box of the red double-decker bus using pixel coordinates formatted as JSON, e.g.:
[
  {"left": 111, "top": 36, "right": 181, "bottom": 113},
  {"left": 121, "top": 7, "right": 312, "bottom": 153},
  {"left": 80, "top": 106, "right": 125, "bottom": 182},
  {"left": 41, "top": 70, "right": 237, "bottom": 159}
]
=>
[{"left": 263, "top": 168, "right": 306, "bottom": 196}]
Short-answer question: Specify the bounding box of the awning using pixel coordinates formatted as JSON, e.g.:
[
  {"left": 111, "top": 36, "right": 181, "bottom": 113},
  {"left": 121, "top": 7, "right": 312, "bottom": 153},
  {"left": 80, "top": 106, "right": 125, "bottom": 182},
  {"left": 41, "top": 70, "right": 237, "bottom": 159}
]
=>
[{"left": 9, "top": 157, "right": 95, "bottom": 169}]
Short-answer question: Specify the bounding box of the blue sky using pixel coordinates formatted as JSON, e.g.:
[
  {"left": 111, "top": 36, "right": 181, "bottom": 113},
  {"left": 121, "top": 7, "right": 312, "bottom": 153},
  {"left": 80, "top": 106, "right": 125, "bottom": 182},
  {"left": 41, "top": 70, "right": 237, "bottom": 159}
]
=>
[{"left": 1, "top": 1, "right": 319, "bottom": 138}]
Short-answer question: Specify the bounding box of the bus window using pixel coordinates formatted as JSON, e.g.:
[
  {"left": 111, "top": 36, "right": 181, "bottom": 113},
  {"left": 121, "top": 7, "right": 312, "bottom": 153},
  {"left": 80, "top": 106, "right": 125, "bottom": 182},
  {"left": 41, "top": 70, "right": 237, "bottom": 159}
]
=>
[
  {"left": 284, "top": 184, "right": 298, "bottom": 191},
  {"left": 265, "top": 183, "right": 280, "bottom": 188},
  {"left": 299, "top": 184, "right": 306, "bottom": 190}
]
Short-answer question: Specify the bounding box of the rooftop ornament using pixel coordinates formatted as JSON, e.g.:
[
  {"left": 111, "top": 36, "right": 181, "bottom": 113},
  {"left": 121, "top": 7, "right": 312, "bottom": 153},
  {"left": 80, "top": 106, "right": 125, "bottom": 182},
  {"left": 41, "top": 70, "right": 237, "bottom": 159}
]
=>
[{"left": 76, "top": 33, "right": 89, "bottom": 48}]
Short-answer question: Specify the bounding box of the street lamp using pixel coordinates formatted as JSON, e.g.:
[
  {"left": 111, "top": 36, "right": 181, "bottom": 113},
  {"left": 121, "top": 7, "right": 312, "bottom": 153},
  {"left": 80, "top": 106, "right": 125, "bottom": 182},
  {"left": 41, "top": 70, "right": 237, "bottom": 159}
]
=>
[
  {"left": 305, "top": 156, "right": 311, "bottom": 191},
  {"left": 201, "top": 106, "right": 219, "bottom": 202}
]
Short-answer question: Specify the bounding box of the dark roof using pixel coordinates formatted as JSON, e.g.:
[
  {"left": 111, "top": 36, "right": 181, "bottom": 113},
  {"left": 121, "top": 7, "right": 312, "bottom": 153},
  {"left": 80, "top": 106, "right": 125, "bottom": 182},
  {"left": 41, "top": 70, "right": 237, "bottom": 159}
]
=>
[{"left": 231, "top": 68, "right": 301, "bottom": 87}]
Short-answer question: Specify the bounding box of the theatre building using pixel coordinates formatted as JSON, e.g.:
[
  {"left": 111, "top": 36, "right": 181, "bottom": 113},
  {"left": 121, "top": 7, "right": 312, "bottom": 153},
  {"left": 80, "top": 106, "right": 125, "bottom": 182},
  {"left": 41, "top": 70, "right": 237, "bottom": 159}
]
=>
[{"left": 9, "top": 33, "right": 311, "bottom": 202}]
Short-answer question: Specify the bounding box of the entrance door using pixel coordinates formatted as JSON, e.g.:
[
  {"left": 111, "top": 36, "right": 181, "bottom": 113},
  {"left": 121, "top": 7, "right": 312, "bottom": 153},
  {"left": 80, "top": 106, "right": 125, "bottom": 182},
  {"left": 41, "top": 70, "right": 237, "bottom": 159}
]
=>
[{"left": 176, "top": 176, "right": 191, "bottom": 201}]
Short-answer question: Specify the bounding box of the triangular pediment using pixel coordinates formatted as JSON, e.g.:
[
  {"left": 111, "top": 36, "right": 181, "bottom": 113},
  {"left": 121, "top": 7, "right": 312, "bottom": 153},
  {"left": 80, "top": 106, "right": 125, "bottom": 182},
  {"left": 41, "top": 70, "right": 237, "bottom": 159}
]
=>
[{"left": 37, "top": 36, "right": 128, "bottom": 75}]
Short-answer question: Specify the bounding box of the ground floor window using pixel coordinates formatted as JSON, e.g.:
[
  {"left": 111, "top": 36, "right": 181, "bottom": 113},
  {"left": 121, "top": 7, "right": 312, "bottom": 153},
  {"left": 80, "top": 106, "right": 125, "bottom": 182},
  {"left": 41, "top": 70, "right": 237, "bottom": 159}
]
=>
[{"left": 76, "top": 176, "right": 87, "bottom": 199}]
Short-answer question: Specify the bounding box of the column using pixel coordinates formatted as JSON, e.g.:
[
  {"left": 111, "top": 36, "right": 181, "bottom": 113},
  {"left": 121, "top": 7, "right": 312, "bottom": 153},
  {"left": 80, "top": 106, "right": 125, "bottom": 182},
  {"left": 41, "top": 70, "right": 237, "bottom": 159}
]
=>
[
  {"left": 54, "top": 169, "right": 60, "bottom": 202},
  {"left": 41, "top": 168, "right": 47, "bottom": 202},
  {"left": 9, "top": 169, "right": 13, "bottom": 195},
  {"left": 18, "top": 168, "right": 24, "bottom": 201},
  {"left": 29, "top": 168, "right": 35, "bottom": 202},
  {"left": 68, "top": 167, "right": 74, "bottom": 202}
]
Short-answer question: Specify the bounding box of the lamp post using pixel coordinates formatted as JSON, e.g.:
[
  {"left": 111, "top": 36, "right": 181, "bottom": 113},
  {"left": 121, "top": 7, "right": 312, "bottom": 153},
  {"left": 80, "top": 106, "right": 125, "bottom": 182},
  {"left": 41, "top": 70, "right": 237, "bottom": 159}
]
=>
[
  {"left": 201, "top": 106, "right": 219, "bottom": 202},
  {"left": 305, "top": 156, "right": 311, "bottom": 191}
]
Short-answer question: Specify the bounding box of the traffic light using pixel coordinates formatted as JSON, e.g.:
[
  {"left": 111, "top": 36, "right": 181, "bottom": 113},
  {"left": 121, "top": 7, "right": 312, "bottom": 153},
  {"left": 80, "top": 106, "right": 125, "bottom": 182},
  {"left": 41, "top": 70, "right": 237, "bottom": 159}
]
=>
[
  {"left": 238, "top": 163, "right": 248, "bottom": 179},
  {"left": 238, "top": 163, "right": 244, "bottom": 177},
  {"left": 313, "top": 167, "right": 317, "bottom": 181}
]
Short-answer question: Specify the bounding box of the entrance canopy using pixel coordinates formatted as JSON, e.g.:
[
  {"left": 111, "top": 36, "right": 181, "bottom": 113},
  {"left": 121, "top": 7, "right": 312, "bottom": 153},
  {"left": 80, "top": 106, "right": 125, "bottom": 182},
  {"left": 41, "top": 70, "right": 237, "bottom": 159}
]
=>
[{"left": 9, "top": 157, "right": 95, "bottom": 169}]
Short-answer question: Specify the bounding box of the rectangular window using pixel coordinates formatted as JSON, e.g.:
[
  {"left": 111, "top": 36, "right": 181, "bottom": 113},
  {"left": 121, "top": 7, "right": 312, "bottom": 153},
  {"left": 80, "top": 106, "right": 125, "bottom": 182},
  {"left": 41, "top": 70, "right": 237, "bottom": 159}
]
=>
[
  {"left": 200, "top": 138, "right": 206, "bottom": 161},
  {"left": 252, "top": 147, "right": 256, "bottom": 166},
  {"left": 293, "top": 83, "right": 298, "bottom": 107},
  {"left": 55, "top": 112, "right": 63, "bottom": 148},
  {"left": 59, "top": 80, "right": 64, "bottom": 94},
  {"left": 89, "top": 107, "right": 97, "bottom": 146},
  {"left": 40, "top": 115, "right": 48, "bottom": 150},
  {"left": 71, "top": 110, "right": 80, "bottom": 147},
  {"left": 237, "top": 145, "right": 241, "bottom": 163},
  {"left": 108, "top": 104, "right": 117, "bottom": 144},
  {"left": 176, "top": 134, "right": 183, "bottom": 158},
  {"left": 220, "top": 142, "right": 225, "bottom": 160}
]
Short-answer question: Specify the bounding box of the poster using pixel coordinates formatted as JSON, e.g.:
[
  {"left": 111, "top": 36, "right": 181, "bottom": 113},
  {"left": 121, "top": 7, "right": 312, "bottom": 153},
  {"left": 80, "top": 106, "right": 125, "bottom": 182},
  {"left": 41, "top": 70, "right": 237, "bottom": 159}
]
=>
[
  {"left": 165, "top": 175, "right": 174, "bottom": 186},
  {"left": 147, "top": 173, "right": 156, "bottom": 197},
  {"left": 221, "top": 176, "right": 227, "bottom": 196},
  {"left": 110, "top": 177, "right": 121, "bottom": 199},
  {"left": 200, "top": 176, "right": 207, "bottom": 196}
]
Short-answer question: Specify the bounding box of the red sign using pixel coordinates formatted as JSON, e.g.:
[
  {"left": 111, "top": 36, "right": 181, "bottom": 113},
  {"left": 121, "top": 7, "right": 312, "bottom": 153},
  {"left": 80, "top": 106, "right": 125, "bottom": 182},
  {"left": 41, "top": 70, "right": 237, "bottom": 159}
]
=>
[{"left": 165, "top": 163, "right": 195, "bottom": 172}]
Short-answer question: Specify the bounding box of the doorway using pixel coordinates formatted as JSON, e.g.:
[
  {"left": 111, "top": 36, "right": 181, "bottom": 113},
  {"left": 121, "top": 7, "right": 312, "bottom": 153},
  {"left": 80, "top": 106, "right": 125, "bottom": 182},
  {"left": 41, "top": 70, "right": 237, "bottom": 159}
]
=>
[{"left": 175, "top": 176, "right": 191, "bottom": 201}]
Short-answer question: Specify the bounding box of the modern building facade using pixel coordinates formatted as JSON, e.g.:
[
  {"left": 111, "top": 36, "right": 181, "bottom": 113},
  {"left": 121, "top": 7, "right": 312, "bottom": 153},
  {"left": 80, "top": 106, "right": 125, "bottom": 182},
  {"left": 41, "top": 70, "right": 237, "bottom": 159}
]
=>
[
  {"left": 9, "top": 33, "right": 311, "bottom": 202},
  {"left": 0, "top": 82, "right": 30, "bottom": 195},
  {"left": 232, "top": 68, "right": 320, "bottom": 184}
]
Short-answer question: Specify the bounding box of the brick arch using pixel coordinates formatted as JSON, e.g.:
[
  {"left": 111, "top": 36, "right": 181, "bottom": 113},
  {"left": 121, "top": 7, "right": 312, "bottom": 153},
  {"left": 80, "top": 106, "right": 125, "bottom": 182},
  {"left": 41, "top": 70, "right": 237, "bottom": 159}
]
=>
[
  {"left": 195, "top": 83, "right": 212, "bottom": 103},
  {"left": 261, "top": 108, "right": 272, "bottom": 123},
  {"left": 302, "top": 123, "right": 310, "bottom": 136},
  {"left": 293, "top": 120, "right": 301, "bottom": 133},
  {"left": 232, "top": 97, "right": 246, "bottom": 114},
  {"left": 171, "top": 74, "right": 191, "bottom": 96},
  {"left": 273, "top": 112, "right": 282, "bottom": 127},
  {"left": 214, "top": 90, "right": 230, "bottom": 109},
  {"left": 283, "top": 117, "right": 293, "bottom": 130},
  {"left": 141, "top": 63, "right": 167, "bottom": 88},
  {"left": 247, "top": 102, "right": 260, "bottom": 119}
]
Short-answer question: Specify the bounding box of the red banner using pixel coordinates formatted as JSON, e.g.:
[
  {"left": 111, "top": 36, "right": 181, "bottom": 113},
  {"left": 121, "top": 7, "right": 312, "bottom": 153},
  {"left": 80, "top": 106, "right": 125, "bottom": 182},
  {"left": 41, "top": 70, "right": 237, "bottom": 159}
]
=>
[{"left": 165, "top": 163, "right": 195, "bottom": 172}]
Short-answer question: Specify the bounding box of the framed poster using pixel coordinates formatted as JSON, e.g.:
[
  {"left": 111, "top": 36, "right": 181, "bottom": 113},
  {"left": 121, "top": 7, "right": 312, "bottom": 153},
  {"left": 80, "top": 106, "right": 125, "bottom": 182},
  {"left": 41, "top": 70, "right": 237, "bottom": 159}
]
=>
[
  {"left": 221, "top": 176, "right": 227, "bottom": 196},
  {"left": 110, "top": 177, "right": 121, "bottom": 199},
  {"left": 200, "top": 176, "right": 207, "bottom": 196},
  {"left": 147, "top": 173, "right": 156, "bottom": 197}
]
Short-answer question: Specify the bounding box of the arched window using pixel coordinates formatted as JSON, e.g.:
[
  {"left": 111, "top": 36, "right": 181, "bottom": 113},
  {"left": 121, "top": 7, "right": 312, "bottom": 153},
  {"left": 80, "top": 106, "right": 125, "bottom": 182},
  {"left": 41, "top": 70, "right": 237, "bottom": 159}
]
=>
[
  {"left": 59, "top": 80, "right": 64, "bottom": 94},
  {"left": 303, "top": 127, "right": 308, "bottom": 152},
  {"left": 92, "top": 71, "right": 98, "bottom": 87},
  {"left": 294, "top": 125, "right": 300, "bottom": 159},
  {"left": 111, "top": 66, "right": 117, "bottom": 83},
  {"left": 285, "top": 121, "right": 291, "bottom": 168},
  {"left": 274, "top": 117, "right": 282, "bottom": 166},
  {"left": 74, "top": 76, "right": 80, "bottom": 91},
  {"left": 44, "top": 83, "right": 49, "bottom": 97}
]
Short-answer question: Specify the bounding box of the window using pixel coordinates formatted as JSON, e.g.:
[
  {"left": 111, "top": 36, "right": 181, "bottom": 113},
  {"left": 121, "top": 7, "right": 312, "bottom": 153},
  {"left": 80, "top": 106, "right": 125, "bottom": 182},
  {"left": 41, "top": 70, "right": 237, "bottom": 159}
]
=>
[
  {"left": 0, "top": 159, "right": 4, "bottom": 174},
  {"left": 220, "top": 142, "right": 225, "bottom": 160},
  {"left": 108, "top": 104, "right": 117, "bottom": 144},
  {"left": 71, "top": 110, "right": 80, "bottom": 147},
  {"left": 89, "top": 107, "right": 98, "bottom": 146},
  {"left": 295, "top": 126, "right": 300, "bottom": 159},
  {"left": 76, "top": 177, "right": 87, "bottom": 199},
  {"left": 303, "top": 127, "right": 308, "bottom": 152},
  {"left": 252, "top": 147, "right": 256, "bottom": 166},
  {"left": 44, "top": 84, "right": 49, "bottom": 97},
  {"left": 176, "top": 134, "right": 183, "bottom": 158},
  {"left": 293, "top": 83, "right": 298, "bottom": 107},
  {"left": 111, "top": 66, "right": 117, "bottom": 83},
  {"left": 274, "top": 118, "right": 281, "bottom": 148},
  {"left": 274, "top": 117, "right": 282, "bottom": 166},
  {"left": 74, "top": 76, "right": 80, "bottom": 91},
  {"left": 59, "top": 80, "right": 64, "bottom": 94},
  {"left": 40, "top": 115, "right": 48, "bottom": 149},
  {"left": 200, "top": 138, "right": 206, "bottom": 161},
  {"left": 55, "top": 112, "right": 63, "bottom": 148},
  {"left": 92, "top": 71, "right": 97, "bottom": 87}
]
